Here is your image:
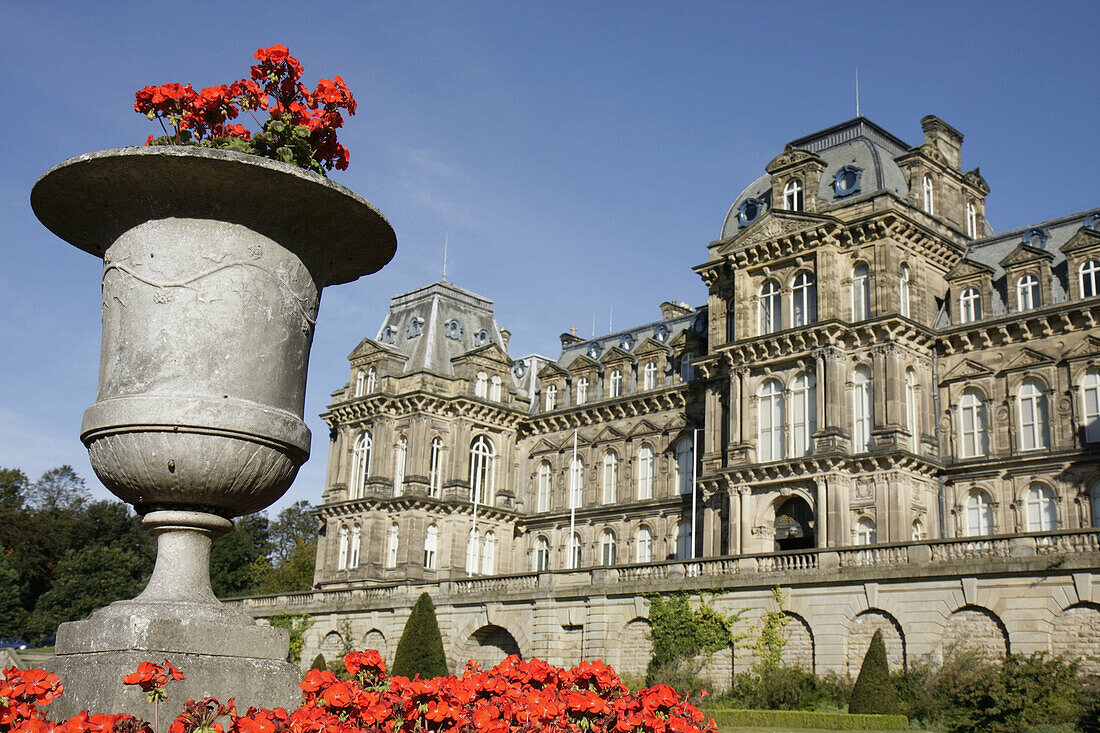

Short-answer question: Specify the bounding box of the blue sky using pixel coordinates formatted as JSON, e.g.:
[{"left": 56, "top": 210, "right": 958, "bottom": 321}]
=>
[{"left": 1, "top": 1, "right": 1097, "bottom": 512}]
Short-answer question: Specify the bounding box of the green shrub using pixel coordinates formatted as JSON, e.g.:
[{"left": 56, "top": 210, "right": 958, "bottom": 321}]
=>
[
  {"left": 848, "top": 629, "right": 900, "bottom": 715},
  {"left": 1078, "top": 674, "right": 1100, "bottom": 733},
  {"left": 643, "top": 590, "right": 745, "bottom": 691},
  {"left": 309, "top": 653, "right": 327, "bottom": 671},
  {"left": 267, "top": 612, "right": 314, "bottom": 665},
  {"left": 705, "top": 708, "right": 909, "bottom": 729},
  {"left": 391, "top": 592, "right": 448, "bottom": 679}
]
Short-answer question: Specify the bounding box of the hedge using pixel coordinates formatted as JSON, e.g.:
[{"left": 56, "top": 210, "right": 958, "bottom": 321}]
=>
[{"left": 705, "top": 708, "right": 909, "bottom": 730}]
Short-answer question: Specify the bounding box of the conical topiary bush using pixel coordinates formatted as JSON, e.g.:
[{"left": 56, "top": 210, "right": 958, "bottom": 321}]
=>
[
  {"left": 849, "top": 628, "right": 901, "bottom": 715},
  {"left": 310, "top": 653, "right": 327, "bottom": 671},
  {"left": 391, "top": 592, "right": 449, "bottom": 679}
]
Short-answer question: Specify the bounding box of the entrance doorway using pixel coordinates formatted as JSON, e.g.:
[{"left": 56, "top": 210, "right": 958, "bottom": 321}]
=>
[{"left": 774, "top": 496, "right": 815, "bottom": 551}]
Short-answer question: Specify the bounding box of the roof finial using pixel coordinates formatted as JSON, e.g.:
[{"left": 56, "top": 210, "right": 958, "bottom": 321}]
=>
[
  {"left": 855, "top": 67, "right": 860, "bottom": 118},
  {"left": 441, "top": 233, "right": 448, "bottom": 282},
  {"left": 569, "top": 326, "right": 577, "bottom": 336}
]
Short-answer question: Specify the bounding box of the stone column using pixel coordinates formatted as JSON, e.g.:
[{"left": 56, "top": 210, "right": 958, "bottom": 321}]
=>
[
  {"left": 739, "top": 486, "right": 753, "bottom": 553},
  {"left": 815, "top": 476, "right": 829, "bottom": 548},
  {"left": 729, "top": 489, "right": 741, "bottom": 555}
]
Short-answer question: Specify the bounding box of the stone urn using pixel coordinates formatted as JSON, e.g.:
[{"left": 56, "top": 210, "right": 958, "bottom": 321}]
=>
[{"left": 30, "top": 146, "right": 396, "bottom": 716}]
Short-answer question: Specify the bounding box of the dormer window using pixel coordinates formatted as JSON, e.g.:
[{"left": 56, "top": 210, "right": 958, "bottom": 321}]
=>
[
  {"left": 355, "top": 369, "right": 365, "bottom": 397},
  {"left": 922, "top": 175, "right": 935, "bottom": 215},
  {"left": 1024, "top": 228, "right": 1047, "bottom": 249},
  {"left": 1016, "top": 274, "right": 1040, "bottom": 311},
  {"left": 959, "top": 287, "right": 982, "bottom": 323},
  {"left": 966, "top": 200, "right": 979, "bottom": 238},
  {"left": 406, "top": 317, "right": 424, "bottom": 339},
  {"left": 609, "top": 369, "right": 623, "bottom": 398},
  {"left": 475, "top": 371, "right": 488, "bottom": 398},
  {"left": 489, "top": 374, "right": 503, "bottom": 401},
  {"left": 576, "top": 377, "right": 589, "bottom": 405},
  {"left": 619, "top": 334, "right": 634, "bottom": 350},
  {"left": 512, "top": 360, "right": 527, "bottom": 379},
  {"left": 587, "top": 342, "right": 602, "bottom": 359},
  {"left": 783, "top": 179, "right": 804, "bottom": 211},
  {"left": 365, "top": 366, "right": 378, "bottom": 393},
  {"left": 380, "top": 325, "right": 396, "bottom": 344},
  {"left": 1085, "top": 213, "right": 1100, "bottom": 231},
  {"left": 444, "top": 319, "right": 463, "bottom": 340},
  {"left": 643, "top": 361, "right": 657, "bottom": 390},
  {"left": 1081, "top": 260, "right": 1100, "bottom": 299},
  {"left": 474, "top": 328, "right": 491, "bottom": 347},
  {"left": 544, "top": 384, "right": 557, "bottom": 411},
  {"left": 833, "top": 166, "right": 862, "bottom": 197},
  {"left": 738, "top": 197, "right": 765, "bottom": 227},
  {"left": 654, "top": 324, "right": 669, "bottom": 342}
]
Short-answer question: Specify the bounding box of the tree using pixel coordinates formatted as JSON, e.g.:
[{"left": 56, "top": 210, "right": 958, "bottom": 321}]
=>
[
  {"left": 391, "top": 592, "right": 449, "bottom": 679},
  {"left": 0, "top": 468, "right": 27, "bottom": 511},
  {"left": 25, "top": 465, "right": 90, "bottom": 513},
  {"left": 268, "top": 613, "right": 315, "bottom": 665},
  {"left": 310, "top": 654, "right": 327, "bottom": 671},
  {"left": 268, "top": 501, "right": 317, "bottom": 565},
  {"left": 257, "top": 538, "right": 316, "bottom": 594},
  {"left": 0, "top": 547, "right": 22, "bottom": 636},
  {"left": 849, "top": 629, "right": 900, "bottom": 715},
  {"left": 211, "top": 513, "right": 272, "bottom": 597}
]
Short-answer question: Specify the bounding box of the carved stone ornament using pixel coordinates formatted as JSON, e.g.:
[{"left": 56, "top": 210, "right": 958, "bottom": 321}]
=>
[
  {"left": 765, "top": 145, "right": 821, "bottom": 174},
  {"left": 741, "top": 216, "right": 808, "bottom": 248}
]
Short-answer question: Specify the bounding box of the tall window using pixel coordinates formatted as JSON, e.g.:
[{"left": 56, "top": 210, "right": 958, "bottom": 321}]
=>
[
  {"left": 856, "top": 518, "right": 877, "bottom": 545},
  {"left": 643, "top": 361, "right": 658, "bottom": 390},
  {"left": 922, "top": 175, "right": 935, "bottom": 215},
  {"left": 959, "top": 287, "right": 981, "bottom": 323},
  {"left": 535, "top": 536, "right": 550, "bottom": 571},
  {"left": 674, "top": 438, "right": 693, "bottom": 495},
  {"left": 545, "top": 384, "right": 557, "bottom": 411},
  {"left": 959, "top": 389, "right": 988, "bottom": 458},
  {"left": 635, "top": 526, "right": 654, "bottom": 563},
  {"left": 905, "top": 368, "right": 919, "bottom": 452},
  {"left": 423, "top": 524, "right": 438, "bottom": 569},
  {"left": 475, "top": 371, "right": 488, "bottom": 398},
  {"left": 966, "top": 200, "right": 979, "bottom": 238},
  {"left": 600, "top": 530, "right": 617, "bottom": 566},
  {"left": 489, "top": 375, "right": 503, "bottom": 401},
  {"left": 1082, "top": 260, "right": 1100, "bottom": 298},
  {"left": 337, "top": 525, "right": 349, "bottom": 570},
  {"left": 680, "top": 353, "right": 695, "bottom": 383},
  {"left": 758, "top": 379, "right": 786, "bottom": 461},
  {"left": 429, "top": 437, "right": 443, "bottom": 498},
  {"left": 911, "top": 519, "right": 926, "bottom": 541},
  {"left": 791, "top": 372, "right": 817, "bottom": 457},
  {"left": 466, "top": 530, "right": 480, "bottom": 574},
  {"left": 569, "top": 533, "right": 582, "bottom": 569},
  {"left": 355, "top": 370, "right": 365, "bottom": 397},
  {"left": 966, "top": 490, "right": 994, "bottom": 536},
  {"left": 636, "top": 445, "right": 655, "bottom": 499},
  {"left": 1016, "top": 274, "right": 1040, "bottom": 311},
  {"left": 783, "top": 179, "right": 804, "bottom": 211},
  {"left": 852, "top": 366, "right": 873, "bottom": 453},
  {"left": 759, "top": 279, "right": 782, "bottom": 333},
  {"left": 851, "top": 264, "right": 870, "bottom": 321},
  {"left": 570, "top": 457, "right": 584, "bottom": 508},
  {"left": 470, "top": 435, "right": 495, "bottom": 505},
  {"left": 393, "top": 435, "right": 407, "bottom": 497},
  {"left": 365, "top": 367, "right": 378, "bottom": 393},
  {"left": 536, "top": 460, "right": 552, "bottom": 512},
  {"left": 576, "top": 377, "right": 589, "bottom": 405},
  {"left": 609, "top": 369, "right": 623, "bottom": 398},
  {"left": 386, "top": 522, "right": 399, "bottom": 568},
  {"left": 349, "top": 524, "right": 361, "bottom": 568},
  {"left": 1018, "top": 379, "right": 1049, "bottom": 451},
  {"left": 899, "top": 264, "right": 911, "bottom": 318},
  {"left": 675, "top": 522, "right": 691, "bottom": 560},
  {"left": 1025, "top": 484, "right": 1057, "bottom": 532},
  {"left": 481, "top": 531, "right": 496, "bottom": 574},
  {"left": 601, "top": 451, "right": 619, "bottom": 504},
  {"left": 350, "top": 431, "right": 372, "bottom": 499},
  {"left": 1082, "top": 370, "right": 1100, "bottom": 443},
  {"left": 791, "top": 271, "right": 817, "bottom": 327}
]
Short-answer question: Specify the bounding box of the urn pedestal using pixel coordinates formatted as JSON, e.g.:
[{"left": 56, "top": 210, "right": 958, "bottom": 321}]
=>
[{"left": 30, "top": 147, "right": 396, "bottom": 717}]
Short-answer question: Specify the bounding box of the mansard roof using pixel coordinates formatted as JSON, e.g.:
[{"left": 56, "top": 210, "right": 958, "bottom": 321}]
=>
[
  {"left": 555, "top": 307, "right": 706, "bottom": 370},
  {"left": 962, "top": 208, "right": 1100, "bottom": 279}
]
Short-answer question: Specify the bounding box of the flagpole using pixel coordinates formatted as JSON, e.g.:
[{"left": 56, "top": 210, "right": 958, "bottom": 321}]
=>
[{"left": 569, "top": 428, "right": 578, "bottom": 569}]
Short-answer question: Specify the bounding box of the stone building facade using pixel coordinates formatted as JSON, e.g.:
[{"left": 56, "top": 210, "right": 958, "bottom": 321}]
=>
[{"left": 230, "top": 115, "right": 1100, "bottom": 682}]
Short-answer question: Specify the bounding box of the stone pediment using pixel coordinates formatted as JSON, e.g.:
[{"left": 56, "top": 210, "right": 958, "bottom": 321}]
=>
[
  {"left": 998, "top": 243, "right": 1053, "bottom": 269},
  {"left": 1003, "top": 347, "right": 1056, "bottom": 372},
  {"left": 627, "top": 419, "right": 662, "bottom": 438},
  {"left": 566, "top": 353, "right": 601, "bottom": 372},
  {"left": 946, "top": 258, "right": 995, "bottom": 282},
  {"left": 941, "top": 358, "right": 994, "bottom": 384},
  {"left": 348, "top": 337, "right": 398, "bottom": 361},
  {"left": 765, "top": 145, "right": 822, "bottom": 174},
  {"left": 1059, "top": 227, "right": 1100, "bottom": 256},
  {"left": 1065, "top": 336, "right": 1100, "bottom": 361},
  {"left": 667, "top": 328, "right": 704, "bottom": 351},
  {"left": 634, "top": 337, "right": 670, "bottom": 357},
  {"left": 531, "top": 437, "right": 563, "bottom": 455},
  {"left": 599, "top": 345, "right": 636, "bottom": 366},
  {"left": 537, "top": 361, "right": 569, "bottom": 379},
  {"left": 716, "top": 211, "right": 828, "bottom": 256},
  {"left": 592, "top": 425, "right": 627, "bottom": 444},
  {"left": 452, "top": 342, "right": 512, "bottom": 367}
]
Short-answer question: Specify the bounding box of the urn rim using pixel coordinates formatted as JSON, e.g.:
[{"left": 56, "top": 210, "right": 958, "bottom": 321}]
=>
[{"left": 30, "top": 146, "right": 397, "bottom": 286}]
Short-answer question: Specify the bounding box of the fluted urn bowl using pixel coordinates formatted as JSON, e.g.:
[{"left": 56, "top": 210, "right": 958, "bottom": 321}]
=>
[{"left": 31, "top": 146, "right": 396, "bottom": 517}]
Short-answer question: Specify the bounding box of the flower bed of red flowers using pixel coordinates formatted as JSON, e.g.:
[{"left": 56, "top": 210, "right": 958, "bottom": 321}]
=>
[
  {"left": 135, "top": 45, "right": 356, "bottom": 174},
  {"left": 2, "top": 652, "right": 716, "bottom": 733}
]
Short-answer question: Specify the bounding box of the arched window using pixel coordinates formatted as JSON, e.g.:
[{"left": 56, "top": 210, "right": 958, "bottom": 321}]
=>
[
  {"left": 911, "top": 519, "right": 926, "bottom": 541},
  {"left": 791, "top": 271, "right": 817, "bottom": 327},
  {"left": 609, "top": 369, "right": 623, "bottom": 398},
  {"left": 349, "top": 524, "right": 361, "bottom": 568},
  {"left": 429, "top": 437, "right": 443, "bottom": 498},
  {"left": 1016, "top": 274, "right": 1040, "bottom": 311},
  {"left": 1081, "top": 260, "right": 1100, "bottom": 298},
  {"left": 350, "top": 431, "right": 372, "bottom": 499},
  {"left": 576, "top": 377, "right": 589, "bottom": 405},
  {"left": 569, "top": 532, "right": 582, "bottom": 569},
  {"left": 536, "top": 460, "right": 552, "bottom": 512},
  {"left": 466, "top": 530, "right": 480, "bottom": 574},
  {"left": 469, "top": 435, "right": 495, "bottom": 505},
  {"left": 759, "top": 279, "right": 782, "bottom": 334},
  {"left": 569, "top": 456, "right": 585, "bottom": 508},
  {"left": 386, "top": 522, "right": 399, "bottom": 568},
  {"left": 680, "top": 353, "right": 695, "bottom": 382},
  {"left": 1024, "top": 484, "right": 1057, "bottom": 532},
  {"left": 852, "top": 366, "right": 872, "bottom": 453},
  {"left": 355, "top": 370, "right": 365, "bottom": 397},
  {"left": 899, "top": 264, "right": 911, "bottom": 319},
  {"left": 601, "top": 451, "right": 619, "bottom": 504},
  {"left": 784, "top": 179, "right": 804, "bottom": 211},
  {"left": 965, "top": 490, "right": 994, "bottom": 537},
  {"left": 643, "top": 361, "right": 658, "bottom": 390},
  {"left": 1091, "top": 484, "right": 1100, "bottom": 528},
  {"left": 424, "top": 524, "right": 438, "bottom": 569},
  {"left": 758, "top": 379, "right": 786, "bottom": 461},
  {"left": 966, "top": 200, "right": 979, "bottom": 238},
  {"left": 365, "top": 367, "right": 378, "bottom": 393},
  {"left": 1018, "top": 379, "right": 1049, "bottom": 451},
  {"left": 481, "top": 531, "right": 496, "bottom": 575},
  {"left": 636, "top": 445, "right": 655, "bottom": 500},
  {"left": 600, "top": 530, "right": 617, "bottom": 566},
  {"left": 959, "top": 287, "right": 981, "bottom": 323},
  {"left": 393, "top": 435, "right": 407, "bottom": 497},
  {"left": 905, "top": 368, "right": 919, "bottom": 453},
  {"left": 674, "top": 438, "right": 693, "bottom": 495},
  {"left": 922, "top": 175, "right": 935, "bottom": 215},
  {"left": 1082, "top": 370, "right": 1100, "bottom": 443},
  {"left": 544, "top": 384, "right": 557, "bottom": 411},
  {"left": 791, "top": 372, "right": 816, "bottom": 457},
  {"left": 535, "top": 536, "right": 550, "bottom": 571},
  {"left": 474, "top": 371, "right": 488, "bottom": 398},
  {"left": 635, "top": 526, "right": 654, "bottom": 563},
  {"left": 489, "top": 375, "right": 503, "bottom": 401},
  {"left": 337, "top": 524, "right": 349, "bottom": 570},
  {"left": 959, "top": 389, "right": 988, "bottom": 458},
  {"left": 851, "top": 263, "right": 870, "bottom": 321},
  {"left": 675, "top": 521, "right": 691, "bottom": 560},
  {"left": 856, "top": 517, "right": 877, "bottom": 545}
]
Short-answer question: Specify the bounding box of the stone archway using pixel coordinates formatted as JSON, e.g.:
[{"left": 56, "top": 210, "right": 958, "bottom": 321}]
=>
[
  {"left": 362, "top": 629, "right": 387, "bottom": 661},
  {"left": 783, "top": 613, "right": 815, "bottom": 672},
  {"left": 942, "top": 606, "right": 1008, "bottom": 661},
  {"left": 319, "top": 630, "right": 345, "bottom": 660},
  {"left": 618, "top": 617, "right": 653, "bottom": 678},
  {"left": 466, "top": 624, "right": 522, "bottom": 669},
  {"left": 774, "top": 496, "right": 815, "bottom": 551},
  {"left": 847, "top": 610, "right": 905, "bottom": 673},
  {"left": 1051, "top": 603, "right": 1100, "bottom": 675}
]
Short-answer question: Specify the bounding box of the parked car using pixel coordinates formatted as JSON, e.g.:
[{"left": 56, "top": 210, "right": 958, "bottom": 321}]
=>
[{"left": 0, "top": 638, "right": 30, "bottom": 650}]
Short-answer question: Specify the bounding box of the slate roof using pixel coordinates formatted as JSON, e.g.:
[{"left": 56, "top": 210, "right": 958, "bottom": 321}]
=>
[
  {"left": 554, "top": 307, "right": 708, "bottom": 368},
  {"left": 962, "top": 208, "right": 1100, "bottom": 280}
]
